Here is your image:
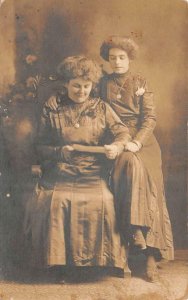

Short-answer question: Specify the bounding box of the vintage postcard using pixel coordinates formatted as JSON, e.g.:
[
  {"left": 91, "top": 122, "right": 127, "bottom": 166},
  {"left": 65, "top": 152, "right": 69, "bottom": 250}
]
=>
[{"left": 0, "top": 0, "right": 187, "bottom": 299}]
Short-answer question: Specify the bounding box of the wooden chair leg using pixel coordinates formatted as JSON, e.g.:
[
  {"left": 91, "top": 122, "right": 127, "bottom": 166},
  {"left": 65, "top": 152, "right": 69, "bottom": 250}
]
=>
[
  {"left": 123, "top": 261, "right": 132, "bottom": 278},
  {"left": 112, "top": 264, "right": 131, "bottom": 278},
  {"left": 122, "top": 247, "right": 132, "bottom": 278},
  {"left": 111, "top": 246, "right": 132, "bottom": 278}
]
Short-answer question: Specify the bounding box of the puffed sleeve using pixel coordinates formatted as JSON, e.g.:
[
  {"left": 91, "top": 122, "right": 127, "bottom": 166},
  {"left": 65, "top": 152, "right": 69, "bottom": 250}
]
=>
[
  {"left": 36, "top": 107, "right": 62, "bottom": 162},
  {"left": 104, "top": 102, "right": 131, "bottom": 152},
  {"left": 134, "top": 80, "right": 156, "bottom": 145}
]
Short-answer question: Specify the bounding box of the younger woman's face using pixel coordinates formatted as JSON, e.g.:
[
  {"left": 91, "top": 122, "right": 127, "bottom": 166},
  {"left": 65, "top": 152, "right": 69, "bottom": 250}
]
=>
[
  {"left": 109, "top": 48, "right": 130, "bottom": 74},
  {"left": 65, "top": 77, "right": 93, "bottom": 103}
]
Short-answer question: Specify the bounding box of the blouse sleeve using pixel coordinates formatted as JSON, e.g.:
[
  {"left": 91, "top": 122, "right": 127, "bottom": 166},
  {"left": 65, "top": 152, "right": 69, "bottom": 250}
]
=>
[
  {"left": 36, "top": 107, "right": 61, "bottom": 162},
  {"left": 134, "top": 81, "right": 156, "bottom": 145},
  {"left": 104, "top": 102, "right": 131, "bottom": 151}
]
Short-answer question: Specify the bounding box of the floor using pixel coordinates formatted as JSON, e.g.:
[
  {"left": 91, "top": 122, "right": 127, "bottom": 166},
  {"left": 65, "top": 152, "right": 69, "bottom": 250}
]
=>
[{"left": 0, "top": 252, "right": 188, "bottom": 300}]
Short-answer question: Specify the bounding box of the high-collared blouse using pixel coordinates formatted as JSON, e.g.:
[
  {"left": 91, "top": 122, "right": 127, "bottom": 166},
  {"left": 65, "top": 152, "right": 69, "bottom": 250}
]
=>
[{"left": 100, "top": 72, "right": 156, "bottom": 145}]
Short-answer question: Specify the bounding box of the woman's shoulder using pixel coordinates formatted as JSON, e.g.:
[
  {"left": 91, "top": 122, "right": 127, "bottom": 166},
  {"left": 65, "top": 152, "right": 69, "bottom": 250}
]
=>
[
  {"left": 95, "top": 98, "right": 115, "bottom": 115},
  {"left": 89, "top": 97, "right": 105, "bottom": 107},
  {"left": 100, "top": 72, "right": 113, "bottom": 82},
  {"left": 131, "top": 72, "right": 147, "bottom": 85},
  {"left": 101, "top": 72, "right": 146, "bottom": 84},
  {"left": 89, "top": 97, "right": 111, "bottom": 112}
]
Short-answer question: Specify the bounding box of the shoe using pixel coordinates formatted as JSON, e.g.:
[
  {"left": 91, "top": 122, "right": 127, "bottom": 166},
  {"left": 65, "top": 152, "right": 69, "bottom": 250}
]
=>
[
  {"left": 145, "top": 255, "right": 159, "bottom": 283},
  {"left": 157, "top": 259, "right": 168, "bottom": 269},
  {"left": 133, "top": 229, "right": 146, "bottom": 249},
  {"left": 46, "top": 266, "right": 66, "bottom": 284}
]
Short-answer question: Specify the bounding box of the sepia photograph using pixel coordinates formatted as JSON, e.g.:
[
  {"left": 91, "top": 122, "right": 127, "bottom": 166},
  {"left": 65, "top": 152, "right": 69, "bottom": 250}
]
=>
[{"left": 0, "top": 0, "right": 187, "bottom": 299}]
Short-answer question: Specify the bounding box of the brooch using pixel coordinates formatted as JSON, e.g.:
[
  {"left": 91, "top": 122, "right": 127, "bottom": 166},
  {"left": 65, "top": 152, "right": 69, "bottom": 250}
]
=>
[{"left": 135, "top": 87, "right": 145, "bottom": 96}]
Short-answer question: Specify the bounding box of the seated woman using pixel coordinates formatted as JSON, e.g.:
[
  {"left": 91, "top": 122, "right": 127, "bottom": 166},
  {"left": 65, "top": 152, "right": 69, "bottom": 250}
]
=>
[
  {"left": 99, "top": 36, "right": 174, "bottom": 281},
  {"left": 23, "top": 55, "right": 131, "bottom": 281}
]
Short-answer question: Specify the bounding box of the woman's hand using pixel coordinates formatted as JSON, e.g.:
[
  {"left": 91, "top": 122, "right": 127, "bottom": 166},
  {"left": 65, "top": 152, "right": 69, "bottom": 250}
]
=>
[
  {"left": 125, "top": 142, "right": 140, "bottom": 153},
  {"left": 45, "top": 96, "right": 58, "bottom": 111},
  {"left": 62, "top": 145, "right": 74, "bottom": 160},
  {"left": 104, "top": 144, "right": 119, "bottom": 160}
]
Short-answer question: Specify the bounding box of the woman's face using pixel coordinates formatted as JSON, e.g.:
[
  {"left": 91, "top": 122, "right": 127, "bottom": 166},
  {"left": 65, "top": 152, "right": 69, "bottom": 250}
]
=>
[
  {"left": 109, "top": 48, "right": 130, "bottom": 74},
  {"left": 65, "top": 77, "right": 93, "bottom": 103}
]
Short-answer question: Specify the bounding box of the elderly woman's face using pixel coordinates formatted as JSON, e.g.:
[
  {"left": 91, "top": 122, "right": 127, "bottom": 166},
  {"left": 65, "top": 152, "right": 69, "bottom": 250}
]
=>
[
  {"left": 65, "top": 77, "right": 93, "bottom": 103},
  {"left": 109, "top": 48, "right": 130, "bottom": 74}
]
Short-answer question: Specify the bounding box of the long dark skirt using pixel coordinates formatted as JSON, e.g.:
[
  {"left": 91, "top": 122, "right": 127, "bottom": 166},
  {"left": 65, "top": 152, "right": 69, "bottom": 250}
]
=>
[
  {"left": 111, "top": 133, "right": 174, "bottom": 260},
  {"left": 24, "top": 175, "right": 127, "bottom": 268}
]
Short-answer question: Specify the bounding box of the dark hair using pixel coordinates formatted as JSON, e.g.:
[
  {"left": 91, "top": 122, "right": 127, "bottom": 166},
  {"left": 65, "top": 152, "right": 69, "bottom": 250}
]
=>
[
  {"left": 100, "top": 36, "right": 138, "bottom": 61},
  {"left": 56, "top": 55, "right": 102, "bottom": 84}
]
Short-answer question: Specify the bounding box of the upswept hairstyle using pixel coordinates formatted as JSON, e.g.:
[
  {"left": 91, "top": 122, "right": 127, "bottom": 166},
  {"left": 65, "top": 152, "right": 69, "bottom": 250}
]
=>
[
  {"left": 56, "top": 55, "right": 102, "bottom": 85},
  {"left": 100, "top": 35, "right": 138, "bottom": 61}
]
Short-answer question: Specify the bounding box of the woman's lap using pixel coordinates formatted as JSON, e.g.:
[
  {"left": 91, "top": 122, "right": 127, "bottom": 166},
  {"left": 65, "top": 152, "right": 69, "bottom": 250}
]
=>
[
  {"left": 111, "top": 136, "right": 174, "bottom": 260},
  {"left": 24, "top": 175, "right": 127, "bottom": 268}
]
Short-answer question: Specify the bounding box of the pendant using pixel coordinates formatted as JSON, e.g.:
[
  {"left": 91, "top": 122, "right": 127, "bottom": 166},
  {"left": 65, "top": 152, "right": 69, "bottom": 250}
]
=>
[
  {"left": 117, "top": 94, "right": 121, "bottom": 100},
  {"left": 74, "top": 123, "right": 80, "bottom": 128}
]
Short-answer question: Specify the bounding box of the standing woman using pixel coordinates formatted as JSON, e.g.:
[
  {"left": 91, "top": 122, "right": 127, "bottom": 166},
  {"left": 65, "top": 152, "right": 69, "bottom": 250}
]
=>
[{"left": 100, "top": 36, "right": 174, "bottom": 281}]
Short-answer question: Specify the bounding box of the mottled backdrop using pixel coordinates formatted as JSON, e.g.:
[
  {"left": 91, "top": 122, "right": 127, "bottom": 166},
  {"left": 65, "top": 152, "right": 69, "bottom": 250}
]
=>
[{"left": 0, "top": 0, "right": 187, "bottom": 264}]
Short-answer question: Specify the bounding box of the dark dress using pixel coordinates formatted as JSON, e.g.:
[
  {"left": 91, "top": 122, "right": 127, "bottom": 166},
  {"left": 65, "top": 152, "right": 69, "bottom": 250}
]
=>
[
  {"left": 100, "top": 72, "right": 174, "bottom": 260},
  {"left": 24, "top": 97, "right": 131, "bottom": 268}
]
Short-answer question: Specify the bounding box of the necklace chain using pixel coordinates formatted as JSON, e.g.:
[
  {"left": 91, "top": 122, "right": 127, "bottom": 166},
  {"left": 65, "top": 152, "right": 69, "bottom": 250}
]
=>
[
  {"left": 113, "top": 76, "right": 129, "bottom": 100},
  {"left": 71, "top": 99, "right": 98, "bottom": 128},
  {"left": 72, "top": 105, "right": 87, "bottom": 128}
]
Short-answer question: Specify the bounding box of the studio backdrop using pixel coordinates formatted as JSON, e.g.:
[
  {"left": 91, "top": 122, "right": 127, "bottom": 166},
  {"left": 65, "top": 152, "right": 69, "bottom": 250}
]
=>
[{"left": 0, "top": 0, "right": 187, "bottom": 263}]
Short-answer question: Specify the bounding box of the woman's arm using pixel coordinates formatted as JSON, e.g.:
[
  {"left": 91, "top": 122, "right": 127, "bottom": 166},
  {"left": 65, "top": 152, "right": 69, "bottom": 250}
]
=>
[
  {"left": 134, "top": 80, "right": 156, "bottom": 146},
  {"left": 104, "top": 102, "right": 131, "bottom": 152},
  {"left": 36, "top": 107, "right": 62, "bottom": 162}
]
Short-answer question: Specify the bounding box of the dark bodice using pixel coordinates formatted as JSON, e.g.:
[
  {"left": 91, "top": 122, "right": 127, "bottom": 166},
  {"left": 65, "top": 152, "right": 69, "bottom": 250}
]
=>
[
  {"left": 36, "top": 97, "right": 130, "bottom": 176},
  {"left": 100, "top": 72, "right": 156, "bottom": 145}
]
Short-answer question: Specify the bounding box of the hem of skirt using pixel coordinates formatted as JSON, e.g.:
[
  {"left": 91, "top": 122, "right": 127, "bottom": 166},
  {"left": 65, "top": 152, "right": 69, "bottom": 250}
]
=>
[
  {"left": 46, "top": 255, "right": 127, "bottom": 269},
  {"left": 46, "top": 262, "right": 127, "bottom": 268},
  {"left": 145, "top": 242, "right": 174, "bottom": 261}
]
